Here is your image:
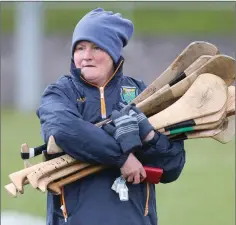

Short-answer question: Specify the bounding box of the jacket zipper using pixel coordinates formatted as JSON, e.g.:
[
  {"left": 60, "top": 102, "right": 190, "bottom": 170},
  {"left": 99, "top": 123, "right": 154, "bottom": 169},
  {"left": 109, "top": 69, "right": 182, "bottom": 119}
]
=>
[
  {"left": 60, "top": 187, "right": 68, "bottom": 222},
  {"left": 99, "top": 87, "right": 106, "bottom": 119},
  {"left": 144, "top": 181, "right": 150, "bottom": 216},
  {"left": 59, "top": 60, "right": 124, "bottom": 221},
  {"left": 80, "top": 60, "right": 123, "bottom": 119}
]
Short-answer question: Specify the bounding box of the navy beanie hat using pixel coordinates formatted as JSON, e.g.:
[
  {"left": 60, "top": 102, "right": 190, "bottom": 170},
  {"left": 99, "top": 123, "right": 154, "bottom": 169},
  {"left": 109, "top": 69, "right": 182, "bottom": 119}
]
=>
[{"left": 71, "top": 8, "right": 134, "bottom": 63}]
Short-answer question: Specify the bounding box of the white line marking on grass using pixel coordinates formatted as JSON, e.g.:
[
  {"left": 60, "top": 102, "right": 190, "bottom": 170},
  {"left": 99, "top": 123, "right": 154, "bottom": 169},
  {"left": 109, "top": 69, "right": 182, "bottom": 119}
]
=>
[{"left": 1, "top": 211, "right": 45, "bottom": 225}]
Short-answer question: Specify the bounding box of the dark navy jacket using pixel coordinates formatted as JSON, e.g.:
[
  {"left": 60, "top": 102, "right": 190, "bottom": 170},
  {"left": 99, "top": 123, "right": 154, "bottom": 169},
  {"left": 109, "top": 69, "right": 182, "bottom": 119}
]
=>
[{"left": 37, "top": 59, "right": 186, "bottom": 225}]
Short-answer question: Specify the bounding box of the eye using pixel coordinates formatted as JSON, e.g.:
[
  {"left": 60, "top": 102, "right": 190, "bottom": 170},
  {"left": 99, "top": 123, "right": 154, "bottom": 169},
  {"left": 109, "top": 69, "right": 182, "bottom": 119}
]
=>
[
  {"left": 93, "top": 45, "right": 102, "bottom": 51},
  {"left": 75, "top": 46, "right": 84, "bottom": 51}
]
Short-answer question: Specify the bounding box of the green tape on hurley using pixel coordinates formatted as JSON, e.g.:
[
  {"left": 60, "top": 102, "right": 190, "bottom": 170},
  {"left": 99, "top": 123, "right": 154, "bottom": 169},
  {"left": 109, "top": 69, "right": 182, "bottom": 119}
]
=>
[{"left": 170, "top": 126, "right": 194, "bottom": 135}]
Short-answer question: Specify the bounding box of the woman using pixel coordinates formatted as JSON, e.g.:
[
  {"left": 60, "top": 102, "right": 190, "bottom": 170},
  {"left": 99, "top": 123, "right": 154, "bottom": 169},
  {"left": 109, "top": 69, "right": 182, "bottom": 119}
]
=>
[{"left": 37, "top": 8, "right": 185, "bottom": 225}]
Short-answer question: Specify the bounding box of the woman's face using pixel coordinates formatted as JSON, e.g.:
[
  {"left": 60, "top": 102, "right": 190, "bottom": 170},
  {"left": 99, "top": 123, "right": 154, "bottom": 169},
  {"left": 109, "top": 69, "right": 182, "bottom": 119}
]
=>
[{"left": 73, "top": 41, "right": 114, "bottom": 86}]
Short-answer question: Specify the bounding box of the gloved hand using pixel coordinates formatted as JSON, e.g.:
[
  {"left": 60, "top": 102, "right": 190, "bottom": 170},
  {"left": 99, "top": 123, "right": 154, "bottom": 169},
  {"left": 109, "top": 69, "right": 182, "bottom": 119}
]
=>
[
  {"left": 103, "top": 105, "right": 142, "bottom": 154},
  {"left": 129, "top": 104, "right": 154, "bottom": 141}
]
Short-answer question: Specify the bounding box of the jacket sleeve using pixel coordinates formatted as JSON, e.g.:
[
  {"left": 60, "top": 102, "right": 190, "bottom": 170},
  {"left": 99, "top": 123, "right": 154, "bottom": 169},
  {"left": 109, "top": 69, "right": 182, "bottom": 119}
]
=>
[
  {"left": 36, "top": 83, "right": 129, "bottom": 168},
  {"left": 135, "top": 131, "right": 186, "bottom": 184}
]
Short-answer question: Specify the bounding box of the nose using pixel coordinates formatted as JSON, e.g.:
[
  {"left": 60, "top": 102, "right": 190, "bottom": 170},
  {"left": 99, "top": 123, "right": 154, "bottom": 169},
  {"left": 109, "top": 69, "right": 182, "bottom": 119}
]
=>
[{"left": 83, "top": 48, "right": 93, "bottom": 60}]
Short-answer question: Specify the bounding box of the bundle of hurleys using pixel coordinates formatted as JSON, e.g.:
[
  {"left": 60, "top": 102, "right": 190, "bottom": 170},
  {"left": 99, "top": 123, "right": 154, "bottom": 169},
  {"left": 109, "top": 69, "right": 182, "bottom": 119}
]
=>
[{"left": 5, "top": 41, "right": 235, "bottom": 198}]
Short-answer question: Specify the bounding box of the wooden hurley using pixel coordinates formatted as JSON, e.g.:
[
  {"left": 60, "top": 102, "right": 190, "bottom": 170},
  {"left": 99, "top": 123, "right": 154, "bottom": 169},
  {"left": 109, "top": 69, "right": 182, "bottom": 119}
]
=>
[
  {"left": 47, "top": 136, "right": 63, "bottom": 154},
  {"left": 6, "top": 136, "right": 62, "bottom": 195},
  {"left": 163, "top": 117, "right": 225, "bottom": 136},
  {"left": 9, "top": 154, "right": 76, "bottom": 192},
  {"left": 169, "top": 117, "right": 229, "bottom": 141},
  {"left": 5, "top": 146, "right": 35, "bottom": 197},
  {"left": 4, "top": 183, "right": 19, "bottom": 198},
  {"left": 158, "top": 85, "right": 234, "bottom": 133},
  {"left": 170, "top": 126, "right": 223, "bottom": 141},
  {"left": 22, "top": 136, "right": 89, "bottom": 190},
  {"left": 37, "top": 162, "right": 90, "bottom": 192},
  {"left": 148, "top": 73, "right": 228, "bottom": 130},
  {"left": 4, "top": 180, "right": 29, "bottom": 198},
  {"left": 47, "top": 165, "right": 106, "bottom": 195},
  {"left": 26, "top": 154, "right": 79, "bottom": 189},
  {"left": 26, "top": 137, "right": 81, "bottom": 189},
  {"left": 226, "top": 86, "right": 235, "bottom": 116},
  {"left": 137, "top": 55, "right": 212, "bottom": 116},
  {"left": 137, "top": 55, "right": 235, "bottom": 117},
  {"left": 133, "top": 41, "right": 219, "bottom": 104},
  {"left": 169, "top": 114, "right": 235, "bottom": 144},
  {"left": 158, "top": 86, "right": 235, "bottom": 135},
  {"left": 213, "top": 115, "right": 235, "bottom": 144}
]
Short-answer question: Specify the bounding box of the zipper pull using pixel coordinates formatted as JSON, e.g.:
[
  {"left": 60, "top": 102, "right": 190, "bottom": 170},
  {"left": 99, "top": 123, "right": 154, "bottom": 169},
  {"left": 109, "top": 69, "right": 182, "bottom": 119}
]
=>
[
  {"left": 100, "top": 87, "right": 104, "bottom": 99},
  {"left": 60, "top": 205, "right": 68, "bottom": 222}
]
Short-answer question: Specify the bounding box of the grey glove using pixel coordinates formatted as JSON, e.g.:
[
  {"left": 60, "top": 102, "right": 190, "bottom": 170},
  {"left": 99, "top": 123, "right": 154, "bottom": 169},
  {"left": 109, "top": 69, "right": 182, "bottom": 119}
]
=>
[
  {"left": 103, "top": 105, "right": 142, "bottom": 153},
  {"left": 129, "top": 104, "right": 154, "bottom": 141}
]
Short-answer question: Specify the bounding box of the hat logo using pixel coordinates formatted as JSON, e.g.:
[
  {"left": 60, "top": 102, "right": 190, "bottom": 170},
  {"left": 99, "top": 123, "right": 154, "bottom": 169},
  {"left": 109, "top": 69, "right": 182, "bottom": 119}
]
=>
[{"left": 120, "top": 86, "right": 138, "bottom": 104}]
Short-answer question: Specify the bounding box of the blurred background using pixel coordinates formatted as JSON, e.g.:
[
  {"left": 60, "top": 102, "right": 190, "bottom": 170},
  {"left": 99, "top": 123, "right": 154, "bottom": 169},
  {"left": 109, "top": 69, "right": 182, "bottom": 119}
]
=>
[{"left": 1, "top": 2, "right": 235, "bottom": 225}]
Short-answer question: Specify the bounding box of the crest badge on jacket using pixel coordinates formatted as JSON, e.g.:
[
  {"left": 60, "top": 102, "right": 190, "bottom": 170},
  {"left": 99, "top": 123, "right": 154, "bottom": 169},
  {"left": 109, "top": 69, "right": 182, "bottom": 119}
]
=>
[{"left": 120, "top": 86, "right": 138, "bottom": 104}]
